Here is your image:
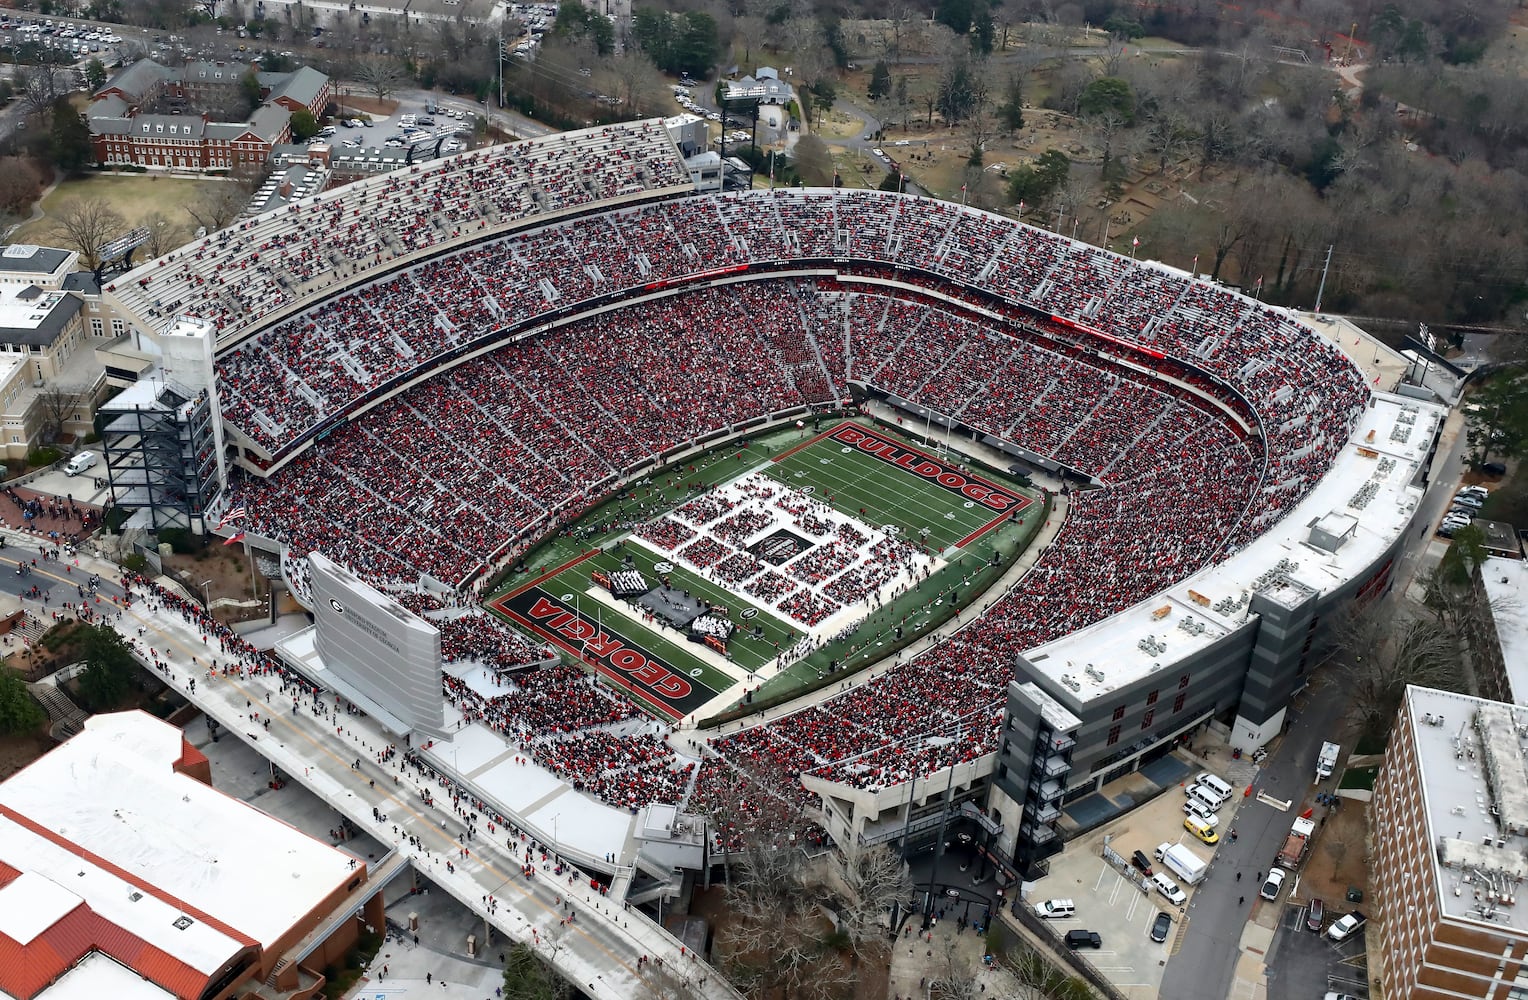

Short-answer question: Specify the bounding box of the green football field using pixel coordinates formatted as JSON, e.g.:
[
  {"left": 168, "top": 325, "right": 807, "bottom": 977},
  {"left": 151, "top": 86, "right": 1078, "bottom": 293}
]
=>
[
  {"left": 764, "top": 421, "right": 1029, "bottom": 558},
  {"left": 486, "top": 418, "right": 1041, "bottom": 720}
]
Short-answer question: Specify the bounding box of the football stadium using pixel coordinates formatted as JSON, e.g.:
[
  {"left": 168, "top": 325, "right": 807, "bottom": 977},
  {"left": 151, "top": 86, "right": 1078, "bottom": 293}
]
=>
[{"left": 104, "top": 118, "right": 1442, "bottom": 879}]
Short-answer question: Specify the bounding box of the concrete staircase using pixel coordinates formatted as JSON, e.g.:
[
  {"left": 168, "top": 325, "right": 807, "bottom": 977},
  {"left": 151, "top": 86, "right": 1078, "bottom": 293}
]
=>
[{"left": 28, "top": 677, "right": 86, "bottom": 741}]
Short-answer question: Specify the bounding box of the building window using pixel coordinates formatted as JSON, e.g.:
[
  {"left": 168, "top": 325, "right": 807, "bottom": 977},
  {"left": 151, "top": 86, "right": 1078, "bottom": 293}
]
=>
[
  {"left": 1112, "top": 705, "right": 1125, "bottom": 722},
  {"left": 1141, "top": 709, "right": 1154, "bottom": 729},
  {"left": 1179, "top": 674, "right": 1190, "bottom": 689},
  {"left": 111, "top": 318, "right": 125, "bottom": 335},
  {"left": 1107, "top": 725, "right": 1121, "bottom": 746},
  {"left": 1173, "top": 693, "right": 1186, "bottom": 714},
  {"left": 1146, "top": 690, "right": 1159, "bottom": 706},
  {"left": 90, "top": 318, "right": 103, "bottom": 336}
]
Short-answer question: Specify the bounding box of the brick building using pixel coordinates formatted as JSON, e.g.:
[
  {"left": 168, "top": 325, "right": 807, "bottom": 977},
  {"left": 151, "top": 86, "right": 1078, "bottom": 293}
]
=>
[
  {"left": 88, "top": 60, "right": 331, "bottom": 171},
  {"left": 1371, "top": 686, "right": 1528, "bottom": 998},
  {"left": 0, "top": 711, "right": 377, "bottom": 1000}
]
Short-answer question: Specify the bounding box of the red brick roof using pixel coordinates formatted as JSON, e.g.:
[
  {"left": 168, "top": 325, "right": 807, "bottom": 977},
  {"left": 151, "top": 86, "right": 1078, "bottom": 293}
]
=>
[
  {"left": 0, "top": 802, "right": 258, "bottom": 1000},
  {"left": 0, "top": 898, "right": 220, "bottom": 1000}
]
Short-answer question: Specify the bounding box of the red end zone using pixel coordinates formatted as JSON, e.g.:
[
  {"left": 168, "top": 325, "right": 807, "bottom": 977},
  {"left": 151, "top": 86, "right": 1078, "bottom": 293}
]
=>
[{"left": 777, "top": 420, "right": 1032, "bottom": 549}]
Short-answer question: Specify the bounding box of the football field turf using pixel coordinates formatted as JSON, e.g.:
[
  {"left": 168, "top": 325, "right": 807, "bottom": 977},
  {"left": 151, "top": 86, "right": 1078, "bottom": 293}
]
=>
[
  {"left": 766, "top": 421, "right": 1030, "bottom": 557},
  {"left": 486, "top": 418, "right": 1039, "bottom": 721}
]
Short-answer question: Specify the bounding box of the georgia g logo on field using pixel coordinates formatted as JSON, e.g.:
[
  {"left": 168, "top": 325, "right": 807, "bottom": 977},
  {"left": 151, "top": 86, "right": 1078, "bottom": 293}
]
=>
[{"left": 330, "top": 599, "right": 345, "bottom": 615}]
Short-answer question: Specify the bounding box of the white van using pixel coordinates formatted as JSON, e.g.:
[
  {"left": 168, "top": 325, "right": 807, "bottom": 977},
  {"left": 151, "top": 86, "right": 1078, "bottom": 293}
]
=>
[
  {"left": 65, "top": 451, "right": 98, "bottom": 476},
  {"left": 1151, "top": 872, "right": 1187, "bottom": 905},
  {"left": 1187, "top": 782, "right": 1227, "bottom": 813},
  {"left": 1196, "top": 772, "right": 1234, "bottom": 799}
]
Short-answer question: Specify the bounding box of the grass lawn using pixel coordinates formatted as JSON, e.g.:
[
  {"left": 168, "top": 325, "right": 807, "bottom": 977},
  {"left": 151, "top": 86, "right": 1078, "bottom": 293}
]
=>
[{"left": 11, "top": 173, "right": 227, "bottom": 246}]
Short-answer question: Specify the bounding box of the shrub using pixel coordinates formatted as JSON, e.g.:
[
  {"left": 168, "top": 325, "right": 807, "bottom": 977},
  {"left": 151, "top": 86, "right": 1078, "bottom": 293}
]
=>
[{"left": 26, "top": 446, "right": 61, "bottom": 468}]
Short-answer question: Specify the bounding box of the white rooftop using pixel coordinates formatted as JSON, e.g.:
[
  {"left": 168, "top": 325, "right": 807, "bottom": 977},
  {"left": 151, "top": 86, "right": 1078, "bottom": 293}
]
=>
[
  {"left": 0, "top": 870, "right": 82, "bottom": 945},
  {"left": 1022, "top": 390, "right": 1441, "bottom": 700},
  {"left": 0, "top": 283, "right": 71, "bottom": 331},
  {"left": 1406, "top": 686, "right": 1528, "bottom": 935},
  {"left": 1483, "top": 557, "right": 1528, "bottom": 703},
  {"left": 0, "top": 807, "right": 241, "bottom": 974},
  {"left": 0, "top": 711, "right": 356, "bottom": 956},
  {"left": 24, "top": 951, "right": 177, "bottom": 1000}
]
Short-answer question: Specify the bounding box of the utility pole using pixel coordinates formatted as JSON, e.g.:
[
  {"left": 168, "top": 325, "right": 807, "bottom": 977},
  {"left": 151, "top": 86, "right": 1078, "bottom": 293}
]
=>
[{"left": 1313, "top": 244, "right": 1334, "bottom": 313}]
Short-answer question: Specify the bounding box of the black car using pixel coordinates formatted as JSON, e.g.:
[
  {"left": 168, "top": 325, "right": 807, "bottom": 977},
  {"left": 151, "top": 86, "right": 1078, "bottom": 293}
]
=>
[
  {"left": 1065, "top": 929, "right": 1103, "bottom": 949},
  {"left": 1131, "top": 850, "right": 1154, "bottom": 877},
  {"left": 1150, "top": 911, "right": 1172, "bottom": 943}
]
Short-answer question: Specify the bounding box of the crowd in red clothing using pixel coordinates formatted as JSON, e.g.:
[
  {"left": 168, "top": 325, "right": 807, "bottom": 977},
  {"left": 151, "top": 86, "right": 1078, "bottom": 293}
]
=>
[{"left": 218, "top": 187, "right": 1373, "bottom": 844}]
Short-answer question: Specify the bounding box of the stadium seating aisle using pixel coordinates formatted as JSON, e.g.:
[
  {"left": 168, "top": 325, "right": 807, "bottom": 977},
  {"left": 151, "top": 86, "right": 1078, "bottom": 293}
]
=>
[{"left": 213, "top": 187, "right": 1372, "bottom": 848}]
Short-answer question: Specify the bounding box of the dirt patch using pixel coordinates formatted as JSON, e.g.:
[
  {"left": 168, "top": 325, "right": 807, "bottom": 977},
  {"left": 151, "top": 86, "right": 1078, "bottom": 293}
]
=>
[
  {"left": 0, "top": 726, "right": 54, "bottom": 780},
  {"left": 336, "top": 95, "right": 400, "bottom": 118},
  {"left": 160, "top": 545, "right": 270, "bottom": 626},
  {"left": 1297, "top": 799, "right": 1369, "bottom": 907}
]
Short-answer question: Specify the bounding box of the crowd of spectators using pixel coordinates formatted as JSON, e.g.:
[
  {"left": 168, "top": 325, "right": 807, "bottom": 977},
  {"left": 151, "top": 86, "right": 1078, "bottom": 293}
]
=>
[
  {"left": 529, "top": 730, "right": 694, "bottom": 811},
  {"left": 113, "top": 121, "right": 689, "bottom": 347},
  {"left": 217, "top": 186, "right": 1373, "bottom": 843}
]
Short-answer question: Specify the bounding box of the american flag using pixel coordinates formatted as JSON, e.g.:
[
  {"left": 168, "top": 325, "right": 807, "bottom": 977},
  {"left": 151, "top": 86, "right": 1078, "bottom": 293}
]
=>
[{"left": 218, "top": 506, "right": 247, "bottom": 527}]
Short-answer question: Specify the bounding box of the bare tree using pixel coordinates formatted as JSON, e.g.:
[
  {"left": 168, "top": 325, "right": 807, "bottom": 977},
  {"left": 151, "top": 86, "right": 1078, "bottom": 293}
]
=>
[
  {"left": 34, "top": 386, "right": 86, "bottom": 445},
  {"left": 142, "top": 211, "right": 187, "bottom": 259},
  {"left": 185, "top": 185, "right": 249, "bottom": 234},
  {"left": 1332, "top": 604, "right": 1463, "bottom": 738},
  {"left": 824, "top": 846, "right": 910, "bottom": 990},
  {"left": 14, "top": 65, "right": 60, "bottom": 120},
  {"left": 47, "top": 198, "right": 126, "bottom": 271},
  {"left": 0, "top": 157, "right": 42, "bottom": 220},
  {"left": 354, "top": 56, "right": 408, "bottom": 103}
]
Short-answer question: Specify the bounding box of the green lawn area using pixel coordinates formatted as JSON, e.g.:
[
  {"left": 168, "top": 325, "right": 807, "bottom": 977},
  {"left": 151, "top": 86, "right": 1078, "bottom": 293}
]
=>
[{"left": 11, "top": 173, "right": 227, "bottom": 246}]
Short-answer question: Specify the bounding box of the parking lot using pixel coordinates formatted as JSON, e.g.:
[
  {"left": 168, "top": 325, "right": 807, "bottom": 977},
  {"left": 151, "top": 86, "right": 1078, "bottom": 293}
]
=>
[
  {"left": 324, "top": 105, "right": 475, "bottom": 159},
  {"left": 1266, "top": 899, "right": 1370, "bottom": 1000},
  {"left": 1026, "top": 766, "right": 1243, "bottom": 998}
]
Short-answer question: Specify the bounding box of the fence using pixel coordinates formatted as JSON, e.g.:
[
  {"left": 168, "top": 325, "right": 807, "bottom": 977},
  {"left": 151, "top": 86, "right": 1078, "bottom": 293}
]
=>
[{"left": 1005, "top": 902, "right": 1129, "bottom": 1000}]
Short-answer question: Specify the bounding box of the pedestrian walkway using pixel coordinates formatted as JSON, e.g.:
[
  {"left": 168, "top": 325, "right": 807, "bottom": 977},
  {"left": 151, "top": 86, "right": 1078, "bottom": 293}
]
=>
[
  {"left": 888, "top": 915, "right": 1017, "bottom": 998},
  {"left": 98, "top": 567, "right": 743, "bottom": 1000}
]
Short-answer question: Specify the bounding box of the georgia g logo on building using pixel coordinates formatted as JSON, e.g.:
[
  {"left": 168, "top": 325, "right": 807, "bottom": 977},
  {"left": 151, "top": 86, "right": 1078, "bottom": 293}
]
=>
[{"left": 330, "top": 599, "right": 345, "bottom": 615}]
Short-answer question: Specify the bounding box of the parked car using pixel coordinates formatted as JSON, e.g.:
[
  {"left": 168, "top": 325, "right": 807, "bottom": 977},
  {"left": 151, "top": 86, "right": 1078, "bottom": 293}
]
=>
[
  {"left": 1131, "top": 850, "right": 1154, "bottom": 877},
  {"left": 1453, "top": 493, "right": 1484, "bottom": 508},
  {"left": 1182, "top": 798, "right": 1221, "bottom": 827},
  {"left": 1259, "top": 868, "right": 1286, "bottom": 900},
  {"left": 1064, "top": 929, "right": 1102, "bottom": 949},
  {"left": 1483, "top": 461, "right": 1507, "bottom": 476},
  {"left": 1150, "top": 911, "right": 1172, "bottom": 943},
  {"left": 1327, "top": 910, "right": 1366, "bottom": 942},
  {"left": 1306, "top": 897, "right": 1325, "bottom": 931},
  {"left": 1034, "top": 899, "right": 1076, "bottom": 920}
]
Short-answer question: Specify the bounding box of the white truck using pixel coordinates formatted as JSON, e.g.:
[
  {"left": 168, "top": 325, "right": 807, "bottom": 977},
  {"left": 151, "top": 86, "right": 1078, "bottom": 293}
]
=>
[
  {"left": 1316, "top": 741, "right": 1340, "bottom": 781},
  {"left": 1155, "top": 842, "right": 1208, "bottom": 886}
]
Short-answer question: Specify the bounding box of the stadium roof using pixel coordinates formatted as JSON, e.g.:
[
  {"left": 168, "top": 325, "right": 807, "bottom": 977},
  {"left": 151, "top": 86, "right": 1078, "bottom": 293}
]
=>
[
  {"left": 0, "top": 711, "right": 356, "bottom": 1000},
  {"left": 1023, "top": 389, "right": 1443, "bottom": 700}
]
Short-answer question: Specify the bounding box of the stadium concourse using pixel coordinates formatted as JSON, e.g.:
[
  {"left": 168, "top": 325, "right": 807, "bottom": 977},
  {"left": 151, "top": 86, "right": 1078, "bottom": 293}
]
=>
[{"left": 104, "top": 120, "right": 1376, "bottom": 861}]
